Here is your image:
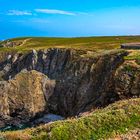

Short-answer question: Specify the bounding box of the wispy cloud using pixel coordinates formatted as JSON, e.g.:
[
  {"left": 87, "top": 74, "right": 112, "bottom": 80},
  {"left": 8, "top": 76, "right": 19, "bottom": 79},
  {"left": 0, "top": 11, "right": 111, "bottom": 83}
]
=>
[
  {"left": 7, "top": 10, "right": 32, "bottom": 16},
  {"left": 5, "top": 9, "right": 88, "bottom": 16},
  {"left": 35, "top": 9, "right": 76, "bottom": 16}
]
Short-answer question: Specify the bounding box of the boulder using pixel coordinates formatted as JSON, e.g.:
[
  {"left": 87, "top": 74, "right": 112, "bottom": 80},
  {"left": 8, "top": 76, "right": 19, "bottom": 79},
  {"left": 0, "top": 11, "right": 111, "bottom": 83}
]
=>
[
  {"left": 0, "top": 70, "right": 55, "bottom": 128},
  {"left": 114, "top": 61, "right": 140, "bottom": 98}
]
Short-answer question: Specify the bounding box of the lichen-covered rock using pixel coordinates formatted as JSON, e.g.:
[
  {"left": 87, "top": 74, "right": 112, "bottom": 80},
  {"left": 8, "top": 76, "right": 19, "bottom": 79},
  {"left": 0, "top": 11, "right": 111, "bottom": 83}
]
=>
[
  {"left": 0, "top": 70, "right": 55, "bottom": 128},
  {"left": 114, "top": 61, "right": 140, "bottom": 99},
  {"left": 0, "top": 82, "right": 9, "bottom": 117}
]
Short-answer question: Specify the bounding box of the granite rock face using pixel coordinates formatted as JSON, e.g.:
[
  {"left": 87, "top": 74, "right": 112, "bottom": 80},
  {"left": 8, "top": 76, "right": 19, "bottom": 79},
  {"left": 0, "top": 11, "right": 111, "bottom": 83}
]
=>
[
  {"left": 0, "top": 70, "right": 55, "bottom": 128},
  {"left": 114, "top": 61, "right": 140, "bottom": 99},
  {"left": 0, "top": 48, "right": 139, "bottom": 124}
]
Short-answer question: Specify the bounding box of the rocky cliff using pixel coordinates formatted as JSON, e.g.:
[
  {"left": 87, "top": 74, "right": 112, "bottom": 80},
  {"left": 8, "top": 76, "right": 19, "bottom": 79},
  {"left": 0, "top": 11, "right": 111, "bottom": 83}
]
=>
[
  {"left": 0, "top": 70, "right": 55, "bottom": 128},
  {"left": 0, "top": 48, "right": 140, "bottom": 128}
]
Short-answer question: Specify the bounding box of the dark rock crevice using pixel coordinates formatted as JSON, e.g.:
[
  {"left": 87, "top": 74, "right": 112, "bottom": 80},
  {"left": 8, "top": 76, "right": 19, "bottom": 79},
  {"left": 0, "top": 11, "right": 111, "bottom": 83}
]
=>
[{"left": 1, "top": 48, "right": 140, "bottom": 128}]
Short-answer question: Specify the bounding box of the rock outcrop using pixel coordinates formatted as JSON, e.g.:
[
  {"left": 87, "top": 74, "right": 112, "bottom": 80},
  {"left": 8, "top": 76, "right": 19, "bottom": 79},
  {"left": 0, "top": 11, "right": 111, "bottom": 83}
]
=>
[
  {"left": 114, "top": 61, "right": 140, "bottom": 99},
  {"left": 0, "top": 39, "right": 31, "bottom": 48},
  {"left": 0, "top": 70, "right": 55, "bottom": 128},
  {"left": 0, "top": 48, "right": 140, "bottom": 128},
  {"left": 0, "top": 40, "right": 23, "bottom": 48}
]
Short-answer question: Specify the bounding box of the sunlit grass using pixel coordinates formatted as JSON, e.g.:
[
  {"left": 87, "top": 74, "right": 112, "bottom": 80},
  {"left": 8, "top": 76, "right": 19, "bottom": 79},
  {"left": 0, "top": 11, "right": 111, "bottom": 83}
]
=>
[
  {"left": 1, "top": 98, "right": 140, "bottom": 140},
  {"left": 0, "top": 36, "right": 139, "bottom": 56},
  {"left": 1, "top": 36, "right": 140, "bottom": 52}
]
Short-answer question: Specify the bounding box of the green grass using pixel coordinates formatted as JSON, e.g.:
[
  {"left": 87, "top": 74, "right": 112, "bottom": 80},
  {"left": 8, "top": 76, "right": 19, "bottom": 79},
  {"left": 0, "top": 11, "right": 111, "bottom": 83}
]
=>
[
  {"left": 0, "top": 36, "right": 140, "bottom": 61},
  {"left": 1, "top": 36, "right": 140, "bottom": 52},
  {"left": 123, "top": 49, "right": 140, "bottom": 61},
  {"left": 1, "top": 98, "right": 140, "bottom": 140}
]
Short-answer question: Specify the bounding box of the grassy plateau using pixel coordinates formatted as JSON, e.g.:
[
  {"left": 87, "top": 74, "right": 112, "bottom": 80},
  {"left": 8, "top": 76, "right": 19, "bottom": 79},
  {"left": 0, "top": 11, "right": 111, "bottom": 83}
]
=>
[
  {"left": 0, "top": 36, "right": 140, "bottom": 60},
  {"left": 0, "top": 36, "right": 140, "bottom": 52}
]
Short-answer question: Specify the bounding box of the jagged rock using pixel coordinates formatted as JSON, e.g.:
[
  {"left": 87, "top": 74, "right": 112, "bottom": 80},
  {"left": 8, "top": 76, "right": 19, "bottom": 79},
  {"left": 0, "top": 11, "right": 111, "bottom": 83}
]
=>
[
  {"left": 1, "top": 40, "right": 23, "bottom": 48},
  {"left": 0, "top": 48, "right": 140, "bottom": 127},
  {"left": 0, "top": 39, "right": 31, "bottom": 48},
  {"left": 0, "top": 48, "right": 129, "bottom": 117},
  {"left": 0, "top": 70, "right": 55, "bottom": 128},
  {"left": 114, "top": 61, "right": 140, "bottom": 98}
]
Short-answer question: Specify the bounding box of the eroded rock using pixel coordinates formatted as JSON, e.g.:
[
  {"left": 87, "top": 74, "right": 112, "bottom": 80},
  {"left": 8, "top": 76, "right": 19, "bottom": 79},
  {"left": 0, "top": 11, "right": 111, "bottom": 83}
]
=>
[
  {"left": 0, "top": 49, "right": 129, "bottom": 117},
  {"left": 0, "top": 70, "right": 55, "bottom": 128},
  {"left": 114, "top": 61, "right": 140, "bottom": 98}
]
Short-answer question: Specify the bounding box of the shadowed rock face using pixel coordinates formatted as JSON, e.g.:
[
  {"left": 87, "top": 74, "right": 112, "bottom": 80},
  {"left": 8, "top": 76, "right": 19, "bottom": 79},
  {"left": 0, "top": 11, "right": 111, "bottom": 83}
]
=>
[{"left": 0, "top": 48, "right": 140, "bottom": 128}]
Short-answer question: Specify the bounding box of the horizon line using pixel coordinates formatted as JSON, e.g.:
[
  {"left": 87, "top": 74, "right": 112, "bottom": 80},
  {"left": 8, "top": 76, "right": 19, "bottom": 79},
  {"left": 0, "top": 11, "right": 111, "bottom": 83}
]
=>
[{"left": 1, "top": 34, "right": 140, "bottom": 41}]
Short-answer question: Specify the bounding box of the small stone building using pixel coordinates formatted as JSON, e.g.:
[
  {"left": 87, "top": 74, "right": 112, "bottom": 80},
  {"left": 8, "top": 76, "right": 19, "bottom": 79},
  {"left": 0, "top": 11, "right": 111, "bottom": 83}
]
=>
[{"left": 121, "top": 43, "right": 140, "bottom": 49}]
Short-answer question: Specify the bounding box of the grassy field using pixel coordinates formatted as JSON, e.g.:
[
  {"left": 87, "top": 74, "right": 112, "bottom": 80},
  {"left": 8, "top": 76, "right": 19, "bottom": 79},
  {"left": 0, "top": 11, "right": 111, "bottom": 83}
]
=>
[
  {"left": 1, "top": 36, "right": 140, "bottom": 52},
  {"left": 1, "top": 98, "right": 140, "bottom": 140},
  {"left": 124, "top": 50, "right": 140, "bottom": 60},
  {"left": 0, "top": 36, "right": 140, "bottom": 60}
]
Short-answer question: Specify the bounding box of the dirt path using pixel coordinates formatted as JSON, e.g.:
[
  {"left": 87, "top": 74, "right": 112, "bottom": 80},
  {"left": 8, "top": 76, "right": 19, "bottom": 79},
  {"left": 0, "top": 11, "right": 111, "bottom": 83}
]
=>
[{"left": 19, "top": 38, "right": 32, "bottom": 46}]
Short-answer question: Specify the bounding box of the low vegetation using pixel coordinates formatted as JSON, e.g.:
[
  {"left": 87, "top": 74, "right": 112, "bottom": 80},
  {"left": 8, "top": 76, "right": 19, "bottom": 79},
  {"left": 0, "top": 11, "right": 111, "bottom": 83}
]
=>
[
  {"left": 1, "top": 36, "right": 140, "bottom": 52},
  {"left": 124, "top": 50, "right": 140, "bottom": 61},
  {"left": 0, "top": 36, "right": 139, "bottom": 61},
  {"left": 0, "top": 98, "right": 140, "bottom": 140}
]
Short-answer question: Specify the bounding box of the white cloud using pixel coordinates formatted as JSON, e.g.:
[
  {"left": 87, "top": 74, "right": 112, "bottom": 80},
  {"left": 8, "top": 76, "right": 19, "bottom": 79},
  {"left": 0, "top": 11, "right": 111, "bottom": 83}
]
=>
[
  {"left": 7, "top": 10, "right": 32, "bottom": 16},
  {"left": 35, "top": 9, "right": 76, "bottom": 16}
]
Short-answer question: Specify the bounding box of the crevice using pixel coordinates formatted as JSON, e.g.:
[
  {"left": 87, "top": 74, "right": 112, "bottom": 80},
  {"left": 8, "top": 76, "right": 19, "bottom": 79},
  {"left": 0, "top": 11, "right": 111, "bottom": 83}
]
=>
[{"left": 1, "top": 48, "right": 138, "bottom": 129}]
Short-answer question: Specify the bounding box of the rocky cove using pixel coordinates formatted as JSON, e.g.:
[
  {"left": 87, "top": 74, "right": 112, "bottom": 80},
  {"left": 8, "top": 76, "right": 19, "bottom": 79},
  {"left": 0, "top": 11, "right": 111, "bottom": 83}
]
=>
[{"left": 0, "top": 48, "right": 140, "bottom": 130}]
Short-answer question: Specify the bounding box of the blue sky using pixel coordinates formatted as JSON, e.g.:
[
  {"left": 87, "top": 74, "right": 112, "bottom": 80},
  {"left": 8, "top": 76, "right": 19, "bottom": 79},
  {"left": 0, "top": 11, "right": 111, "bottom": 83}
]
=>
[{"left": 0, "top": 0, "right": 140, "bottom": 40}]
